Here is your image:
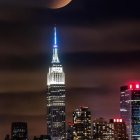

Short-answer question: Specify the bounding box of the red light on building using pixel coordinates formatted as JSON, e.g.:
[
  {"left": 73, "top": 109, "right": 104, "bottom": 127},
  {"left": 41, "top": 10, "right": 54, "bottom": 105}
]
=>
[
  {"left": 128, "top": 83, "right": 140, "bottom": 90},
  {"left": 113, "top": 119, "right": 123, "bottom": 123},
  {"left": 129, "top": 84, "right": 132, "bottom": 89},
  {"left": 136, "top": 84, "right": 139, "bottom": 89}
]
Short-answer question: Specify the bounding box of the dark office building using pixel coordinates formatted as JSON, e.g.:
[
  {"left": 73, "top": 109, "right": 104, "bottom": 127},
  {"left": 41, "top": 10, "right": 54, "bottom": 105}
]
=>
[
  {"left": 93, "top": 118, "right": 128, "bottom": 140},
  {"left": 120, "top": 83, "right": 140, "bottom": 140},
  {"left": 110, "top": 119, "right": 128, "bottom": 140},
  {"left": 11, "top": 122, "right": 28, "bottom": 140},
  {"left": 73, "top": 107, "right": 92, "bottom": 140},
  {"left": 47, "top": 27, "right": 66, "bottom": 140},
  {"left": 66, "top": 122, "right": 74, "bottom": 140},
  {"left": 93, "top": 118, "right": 114, "bottom": 140}
]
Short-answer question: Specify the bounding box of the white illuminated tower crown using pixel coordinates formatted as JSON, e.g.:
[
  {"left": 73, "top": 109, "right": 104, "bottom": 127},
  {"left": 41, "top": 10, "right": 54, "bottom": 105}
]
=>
[
  {"left": 47, "top": 27, "right": 65, "bottom": 86},
  {"left": 47, "top": 27, "right": 66, "bottom": 140}
]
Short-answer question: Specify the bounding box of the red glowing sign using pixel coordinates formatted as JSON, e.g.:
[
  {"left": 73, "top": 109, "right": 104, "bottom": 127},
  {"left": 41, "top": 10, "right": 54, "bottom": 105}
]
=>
[
  {"left": 136, "top": 84, "right": 139, "bottom": 89},
  {"left": 128, "top": 83, "right": 140, "bottom": 90},
  {"left": 113, "top": 119, "right": 123, "bottom": 123},
  {"left": 129, "top": 84, "right": 132, "bottom": 89}
]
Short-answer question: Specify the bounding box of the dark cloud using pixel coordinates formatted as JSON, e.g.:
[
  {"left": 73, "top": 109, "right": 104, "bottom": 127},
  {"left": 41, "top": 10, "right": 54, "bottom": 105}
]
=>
[
  {"left": 0, "top": 21, "right": 140, "bottom": 71},
  {"left": 1, "top": 51, "right": 140, "bottom": 70}
]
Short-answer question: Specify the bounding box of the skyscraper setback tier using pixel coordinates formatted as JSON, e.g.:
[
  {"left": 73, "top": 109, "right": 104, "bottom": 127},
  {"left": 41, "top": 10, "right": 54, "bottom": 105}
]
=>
[
  {"left": 120, "top": 83, "right": 140, "bottom": 140},
  {"left": 47, "top": 27, "right": 66, "bottom": 140}
]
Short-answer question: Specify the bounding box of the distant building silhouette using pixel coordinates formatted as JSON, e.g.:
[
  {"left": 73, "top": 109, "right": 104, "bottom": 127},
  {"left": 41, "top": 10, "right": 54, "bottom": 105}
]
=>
[
  {"left": 33, "top": 136, "right": 39, "bottom": 140},
  {"left": 11, "top": 122, "right": 28, "bottom": 140},
  {"left": 4, "top": 134, "right": 10, "bottom": 140},
  {"left": 33, "top": 135, "right": 51, "bottom": 140}
]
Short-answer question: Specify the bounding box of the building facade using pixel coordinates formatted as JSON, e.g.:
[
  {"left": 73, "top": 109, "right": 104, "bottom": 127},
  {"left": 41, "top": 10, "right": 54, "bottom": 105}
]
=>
[
  {"left": 47, "top": 27, "right": 66, "bottom": 140},
  {"left": 66, "top": 122, "right": 74, "bottom": 140},
  {"left": 109, "top": 119, "right": 128, "bottom": 140},
  {"left": 120, "top": 83, "right": 140, "bottom": 140},
  {"left": 11, "top": 122, "right": 28, "bottom": 140},
  {"left": 73, "top": 107, "right": 92, "bottom": 140},
  {"left": 93, "top": 118, "right": 128, "bottom": 140},
  {"left": 93, "top": 118, "right": 114, "bottom": 140}
]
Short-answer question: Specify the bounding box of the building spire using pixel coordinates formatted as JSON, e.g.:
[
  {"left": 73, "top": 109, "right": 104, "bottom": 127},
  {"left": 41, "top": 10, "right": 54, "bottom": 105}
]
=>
[
  {"left": 54, "top": 27, "right": 57, "bottom": 47},
  {"left": 52, "top": 27, "right": 60, "bottom": 63}
]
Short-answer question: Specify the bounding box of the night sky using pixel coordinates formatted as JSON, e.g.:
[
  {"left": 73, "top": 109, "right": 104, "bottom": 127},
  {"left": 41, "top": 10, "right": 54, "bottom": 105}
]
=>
[{"left": 0, "top": 0, "right": 140, "bottom": 139}]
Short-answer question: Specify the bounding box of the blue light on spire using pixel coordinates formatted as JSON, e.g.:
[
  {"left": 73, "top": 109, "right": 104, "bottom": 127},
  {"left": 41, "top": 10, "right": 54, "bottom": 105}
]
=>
[
  {"left": 52, "top": 26, "right": 60, "bottom": 63},
  {"left": 54, "top": 27, "right": 57, "bottom": 48}
]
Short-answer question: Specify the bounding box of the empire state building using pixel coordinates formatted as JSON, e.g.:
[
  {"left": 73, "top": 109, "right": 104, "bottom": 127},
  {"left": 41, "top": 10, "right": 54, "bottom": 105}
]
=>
[{"left": 47, "top": 27, "right": 66, "bottom": 140}]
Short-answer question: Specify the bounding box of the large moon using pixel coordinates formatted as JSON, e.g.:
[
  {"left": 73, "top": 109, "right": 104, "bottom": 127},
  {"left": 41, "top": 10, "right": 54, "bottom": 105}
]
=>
[{"left": 46, "top": 0, "right": 72, "bottom": 9}]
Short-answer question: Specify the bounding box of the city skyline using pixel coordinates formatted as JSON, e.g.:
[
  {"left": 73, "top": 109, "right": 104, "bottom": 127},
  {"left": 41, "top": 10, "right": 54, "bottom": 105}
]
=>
[{"left": 0, "top": 0, "right": 140, "bottom": 139}]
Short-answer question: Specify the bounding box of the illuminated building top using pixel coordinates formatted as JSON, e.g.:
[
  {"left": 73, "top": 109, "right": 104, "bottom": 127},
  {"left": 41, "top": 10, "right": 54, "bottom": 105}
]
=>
[
  {"left": 47, "top": 27, "right": 66, "bottom": 139},
  {"left": 47, "top": 27, "right": 65, "bottom": 86},
  {"left": 113, "top": 119, "right": 123, "bottom": 123},
  {"left": 52, "top": 27, "right": 60, "bottom": 64},
  {"left": 128, "top": 82, "right": 140, "bottom": 90}
]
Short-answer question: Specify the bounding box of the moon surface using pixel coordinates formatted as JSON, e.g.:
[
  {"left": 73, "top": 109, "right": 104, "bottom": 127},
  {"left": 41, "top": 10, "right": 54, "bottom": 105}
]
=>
[{"left": 46, "top": 0, "right": 72, "bottom": 9}]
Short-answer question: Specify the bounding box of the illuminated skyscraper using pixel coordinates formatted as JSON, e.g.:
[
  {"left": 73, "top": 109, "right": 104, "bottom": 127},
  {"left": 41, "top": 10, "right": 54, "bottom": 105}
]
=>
[
  {"left": 120, "top": 83, "right": 140, "bottom": 140},
  {"left": 47, "top": 27, "right": 66, "bottom": 140},
  {"left": 73, "top": 107, "right": 92, "bottom": 140}
]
